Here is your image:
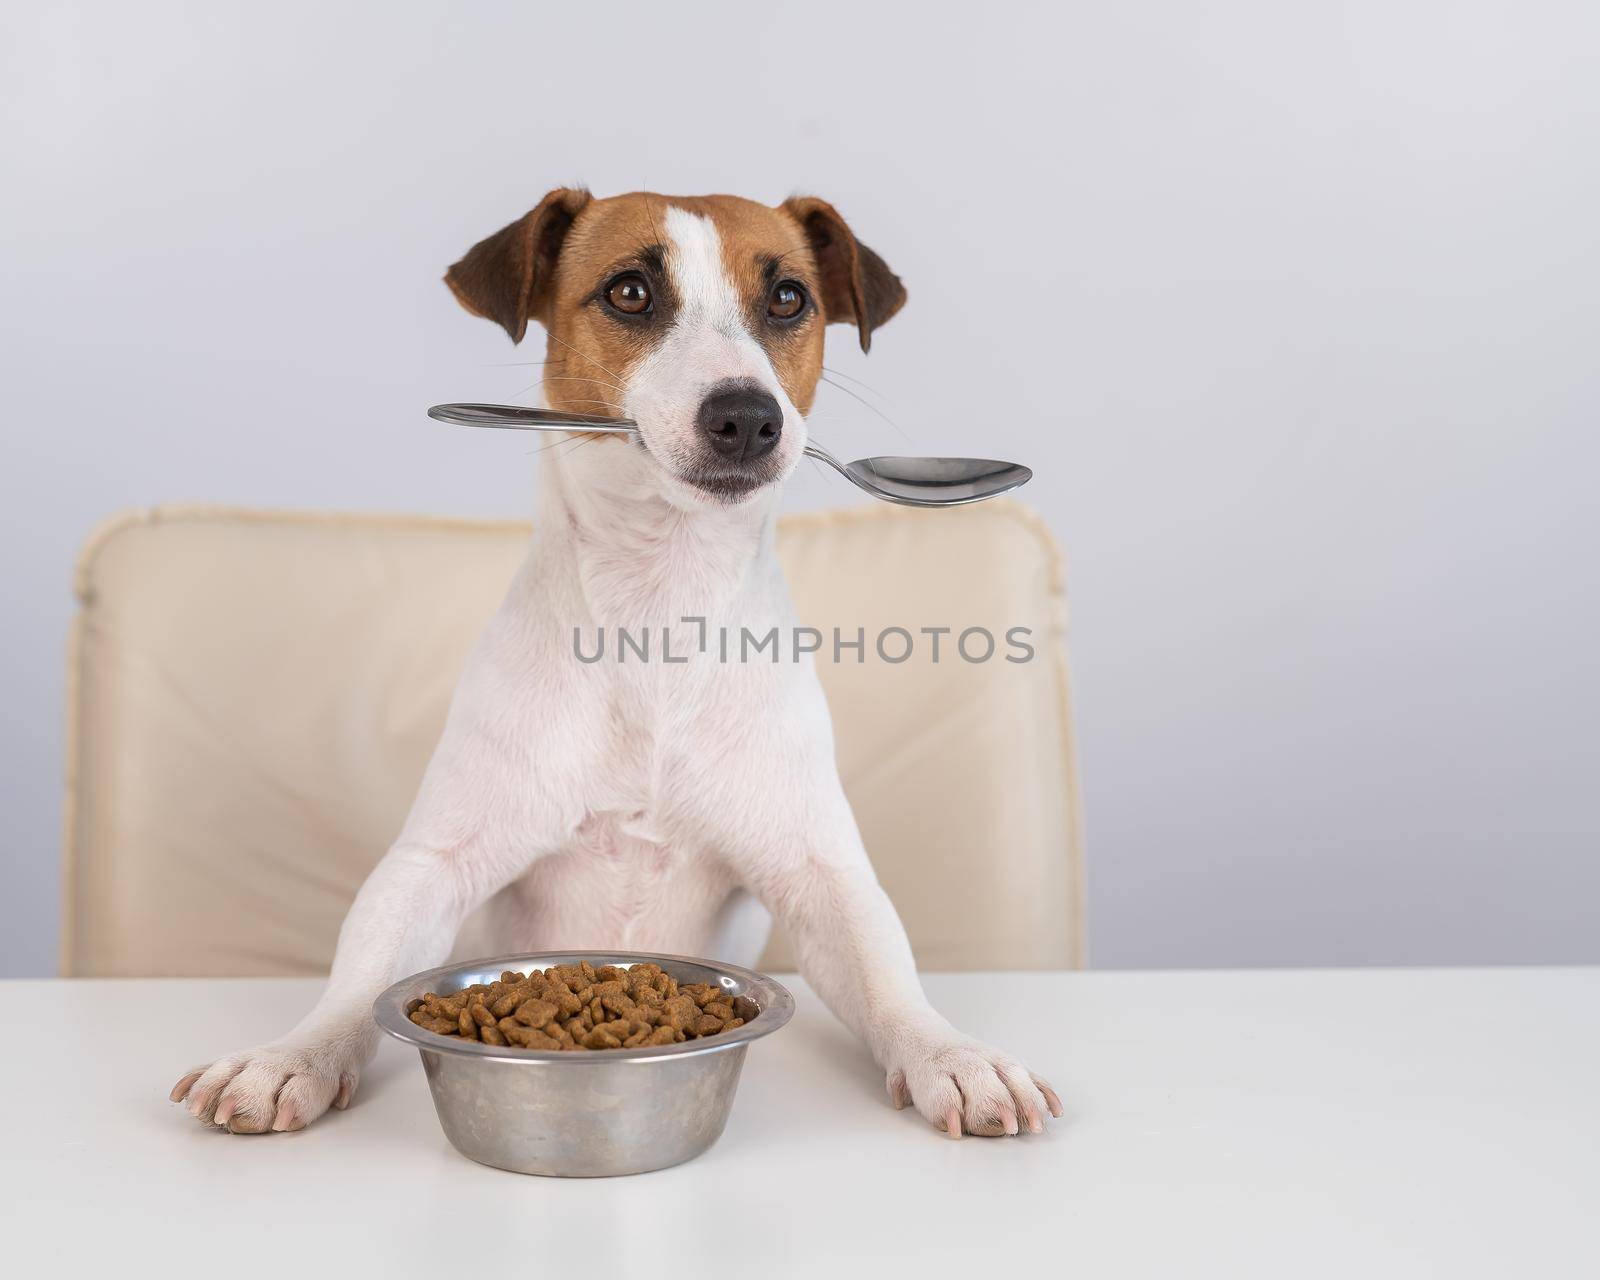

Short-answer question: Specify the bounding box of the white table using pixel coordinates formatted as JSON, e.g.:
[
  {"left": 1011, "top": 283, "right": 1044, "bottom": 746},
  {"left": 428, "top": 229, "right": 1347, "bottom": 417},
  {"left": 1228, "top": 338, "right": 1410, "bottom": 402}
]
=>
[{"left": 5, "top": 970, "right": 1596, "bottom": 1277}]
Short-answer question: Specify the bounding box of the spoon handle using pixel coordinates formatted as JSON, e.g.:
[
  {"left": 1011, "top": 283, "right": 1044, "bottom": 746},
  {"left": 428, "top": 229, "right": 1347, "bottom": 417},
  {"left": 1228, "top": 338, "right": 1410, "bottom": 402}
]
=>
[
  {"left": 800, "top": 442, "right": 849, "bottom": 473},
  {"left": 432, "top": 403, "right": 854, "bottom": 463},
  {"left": 428, "top": 404, "right": 638, "bottom": 433}
]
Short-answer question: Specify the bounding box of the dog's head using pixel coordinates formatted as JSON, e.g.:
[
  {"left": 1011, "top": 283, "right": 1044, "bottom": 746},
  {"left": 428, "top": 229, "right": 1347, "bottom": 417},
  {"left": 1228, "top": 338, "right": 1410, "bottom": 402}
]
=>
[{"left": 445, "top": 191, "right": 905, "bottom": 507}]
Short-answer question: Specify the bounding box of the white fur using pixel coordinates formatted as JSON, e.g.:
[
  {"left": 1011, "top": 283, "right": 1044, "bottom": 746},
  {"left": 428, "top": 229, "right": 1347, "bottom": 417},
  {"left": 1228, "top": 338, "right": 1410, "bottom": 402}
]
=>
[
  {"left": 626, "top": 209, "right": 807, "bottom": 506},
  {"left": 172, "top": 210, "right": 1059, "bottom": 1139}
]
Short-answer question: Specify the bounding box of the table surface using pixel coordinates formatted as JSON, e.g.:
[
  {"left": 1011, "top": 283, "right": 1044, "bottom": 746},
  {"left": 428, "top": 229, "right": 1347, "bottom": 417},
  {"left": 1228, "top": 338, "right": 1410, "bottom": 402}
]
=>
[{"left": 5, "top": 969, "right": 1596, "bottom": 1277}]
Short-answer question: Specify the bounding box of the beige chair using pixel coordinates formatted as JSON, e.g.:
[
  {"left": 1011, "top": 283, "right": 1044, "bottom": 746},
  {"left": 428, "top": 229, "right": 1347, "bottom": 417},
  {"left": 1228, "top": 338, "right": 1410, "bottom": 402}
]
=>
[{"left": 62, "top": 501, "right": 1084, "bottom": 977}]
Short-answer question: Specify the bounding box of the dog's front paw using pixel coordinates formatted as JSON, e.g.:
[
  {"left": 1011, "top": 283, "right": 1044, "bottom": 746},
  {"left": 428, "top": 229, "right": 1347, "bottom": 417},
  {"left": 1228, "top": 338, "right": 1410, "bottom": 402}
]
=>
[
  {"left": 170, "top": 1039, "right": 362, "bottom": 1134},
  {"left": 886, "top": 1036, "right": 1064, "bottom": 1139}
]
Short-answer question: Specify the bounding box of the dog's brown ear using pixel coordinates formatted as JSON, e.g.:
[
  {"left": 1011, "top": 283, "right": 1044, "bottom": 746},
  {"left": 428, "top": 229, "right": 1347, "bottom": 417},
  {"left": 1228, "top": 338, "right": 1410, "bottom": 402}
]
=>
[
  {"left": 781, "top": 196, "right": 906, "bottom": 353},
  {"left": 444, "top": 188, "right": 592, "bottom": 343}
]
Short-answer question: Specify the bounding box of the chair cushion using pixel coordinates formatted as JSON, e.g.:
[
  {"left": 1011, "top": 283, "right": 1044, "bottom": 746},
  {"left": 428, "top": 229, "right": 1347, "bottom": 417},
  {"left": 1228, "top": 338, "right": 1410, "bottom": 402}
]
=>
[{"left": 63, "top": 501, "right": 1082, "bottom": 976}]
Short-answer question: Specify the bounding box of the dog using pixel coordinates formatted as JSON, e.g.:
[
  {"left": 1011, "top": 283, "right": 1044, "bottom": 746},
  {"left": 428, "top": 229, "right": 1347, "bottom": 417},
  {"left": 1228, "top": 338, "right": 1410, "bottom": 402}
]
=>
[{"left": 171, "top": 190, "right": 1063, "bottom": 1139}]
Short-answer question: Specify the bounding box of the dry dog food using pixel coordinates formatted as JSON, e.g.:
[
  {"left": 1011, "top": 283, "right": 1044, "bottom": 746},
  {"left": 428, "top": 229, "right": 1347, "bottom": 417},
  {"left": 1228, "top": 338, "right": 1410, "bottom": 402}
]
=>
[{"left": 406, "top": 961, "right": 760, "bottom": 1051}]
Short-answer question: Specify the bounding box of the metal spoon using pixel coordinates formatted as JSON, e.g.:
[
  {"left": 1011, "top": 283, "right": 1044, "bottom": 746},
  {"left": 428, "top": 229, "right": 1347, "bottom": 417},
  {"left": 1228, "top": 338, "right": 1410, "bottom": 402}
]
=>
[{"left": 428, "top": 403, "right": 1032, "bottom": 508}]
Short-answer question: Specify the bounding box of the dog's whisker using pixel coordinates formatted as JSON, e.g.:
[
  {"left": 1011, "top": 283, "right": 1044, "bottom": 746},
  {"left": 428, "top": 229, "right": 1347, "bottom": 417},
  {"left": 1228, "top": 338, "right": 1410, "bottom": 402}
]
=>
[
  {"left": 533, "top": 390, "right": 629, "bottom": 410},
  {"left": 486, "top": 360, "right": 627, "bottom": 391},
  {"left": 525, "top": 362, "right": 628, "bottom": 397},
  {"left": 540, "top": 373, "right": 629, "bottom": 395},
  {"left": 524, "top": 387, "right": 625, "bottom": 406},
  {"left": 525, "top": 429, "right": 611, "bottom": 463},
  {"left": 542, "top": 368, "right": 627, "bottom": 384},
  {"left": 522, "top": 430, "right": 603, "bottom": 457},
  {"left": 822, "top": 365, "right": 890, "bottom": 401},
  {"left": 560, "top": 432, "right": 608, "bottom": 459},
  {"left": 521, "top": 430, "right": 578, "bottom": 455},
  {"left": 539, "top": 399, "right": 626, "bottom": 413},
  {"left": 819, "top": 374, "right": 913, "bottom": 444},
  {"left": 543, "top": 330, "right": 627, "bottom": 386},
  {"left": 499, "top": 368, "right": 627, "bottom": 403}
]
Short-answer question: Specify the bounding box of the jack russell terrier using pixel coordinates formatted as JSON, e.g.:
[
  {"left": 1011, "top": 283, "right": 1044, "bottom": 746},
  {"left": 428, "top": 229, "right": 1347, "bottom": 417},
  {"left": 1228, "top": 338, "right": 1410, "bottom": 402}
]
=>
[{"left": 171, "top": 190, "right": 1064, "bottom": 1140}]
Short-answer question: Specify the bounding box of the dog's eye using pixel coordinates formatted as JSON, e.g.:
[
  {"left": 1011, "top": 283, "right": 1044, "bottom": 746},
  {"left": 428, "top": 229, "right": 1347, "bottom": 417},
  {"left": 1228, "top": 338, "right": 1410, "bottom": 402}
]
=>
[
  {"left": 605, "top": 274, "right": 652, "bottom": 316},
  {"left": 768, "top": 280, "right": 807, "bottom": 320}
]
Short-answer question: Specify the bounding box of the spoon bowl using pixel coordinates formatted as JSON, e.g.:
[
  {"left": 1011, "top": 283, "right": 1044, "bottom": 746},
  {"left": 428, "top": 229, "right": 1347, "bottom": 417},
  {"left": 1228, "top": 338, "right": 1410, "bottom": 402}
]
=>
[
  {"left": 815, "top": 452, "right": 1033, "bottom": 508},
  {"left": 428, "top": 404, "right": 1032, "bottom": 508}
]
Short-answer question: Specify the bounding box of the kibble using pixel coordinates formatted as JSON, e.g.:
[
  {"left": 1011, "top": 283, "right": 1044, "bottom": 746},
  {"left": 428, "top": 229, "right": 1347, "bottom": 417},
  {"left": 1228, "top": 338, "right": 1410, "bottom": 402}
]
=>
[{"left": 406, "top": 962, "right": 757, "bottom": 1051}]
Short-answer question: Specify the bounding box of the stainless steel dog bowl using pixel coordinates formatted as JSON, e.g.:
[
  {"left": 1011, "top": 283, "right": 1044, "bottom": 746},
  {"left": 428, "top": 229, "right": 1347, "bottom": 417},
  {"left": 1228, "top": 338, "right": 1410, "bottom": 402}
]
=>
[{"left": 374, "top": 950, "right": 794, "bottom": 1177}]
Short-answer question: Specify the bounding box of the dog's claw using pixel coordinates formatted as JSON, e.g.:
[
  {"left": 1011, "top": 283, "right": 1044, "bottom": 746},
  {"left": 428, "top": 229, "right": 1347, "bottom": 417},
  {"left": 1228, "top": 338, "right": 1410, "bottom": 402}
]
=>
[
  {"left": 944, "top": 1107, "right": 962, "bottom": 1139},
  {"left": 169, "top": 1070, "right": 203, "bottom": 1103},
  {"left": 1033, "top": 1074, "right": 1064, "bottom": 1118},
  {"left": 887, "top": 1070, "right": 909, "bottom": 1110}
]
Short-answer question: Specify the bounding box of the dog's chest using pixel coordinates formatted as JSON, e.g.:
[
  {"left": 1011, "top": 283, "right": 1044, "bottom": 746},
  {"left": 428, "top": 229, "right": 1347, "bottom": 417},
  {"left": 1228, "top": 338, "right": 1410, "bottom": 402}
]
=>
[
  {"left": 492, "top": 804, "right": 738, "bottom": 955},
  {"left": 506, "top": 669, "right": 754, "bottom": 930},
  {"left": 561, "top": 806, "right": 683, "bottom": 900}
]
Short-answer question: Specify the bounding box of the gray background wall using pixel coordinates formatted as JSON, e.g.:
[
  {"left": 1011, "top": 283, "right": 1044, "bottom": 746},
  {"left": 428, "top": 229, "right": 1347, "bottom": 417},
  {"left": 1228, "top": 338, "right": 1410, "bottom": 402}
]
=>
[{"left": 4, "top": 2, "right": 1596, "bottom": 976}]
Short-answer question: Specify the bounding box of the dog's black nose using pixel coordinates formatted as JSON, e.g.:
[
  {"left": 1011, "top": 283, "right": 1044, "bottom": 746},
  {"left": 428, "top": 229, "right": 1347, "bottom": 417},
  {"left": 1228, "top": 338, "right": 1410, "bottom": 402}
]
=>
[{"left": 697, "top": 386, "right": 782, "bottom": 463}]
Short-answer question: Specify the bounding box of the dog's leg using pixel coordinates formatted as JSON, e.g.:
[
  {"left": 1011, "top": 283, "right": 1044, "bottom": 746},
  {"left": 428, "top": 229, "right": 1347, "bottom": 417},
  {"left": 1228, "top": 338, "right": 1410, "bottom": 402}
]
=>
[
  {"left": 741, "top": 773, "right": 1064, "bottom": 1140},
  {"left": 171, "top": 837, "right": 511, "bottom": 1133},
  {"left": 171, "top": 652, "right": 592, "bottom": 1134}
]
